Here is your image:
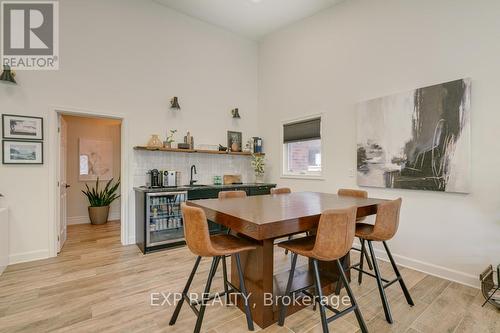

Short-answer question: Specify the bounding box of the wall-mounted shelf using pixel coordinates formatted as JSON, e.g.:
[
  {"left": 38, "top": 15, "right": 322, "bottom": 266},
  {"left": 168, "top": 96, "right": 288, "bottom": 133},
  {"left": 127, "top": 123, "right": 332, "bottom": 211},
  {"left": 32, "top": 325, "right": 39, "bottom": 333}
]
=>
[{"left": 133, "top": 146, "right": 265, "bottom": 157}]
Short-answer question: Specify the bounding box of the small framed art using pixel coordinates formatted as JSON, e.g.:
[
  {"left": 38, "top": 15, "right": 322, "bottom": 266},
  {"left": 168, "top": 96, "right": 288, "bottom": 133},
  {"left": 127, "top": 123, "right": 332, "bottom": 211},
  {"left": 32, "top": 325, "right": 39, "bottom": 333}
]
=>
[
  {"left": 2, "top": 140, "right": 43, "bottom": 164},
  {"left": 227, "top": 131, "right": 242, "bottom": 152},
  {"left": 2, "top": 114, "right": 44, "bottom": 140}
]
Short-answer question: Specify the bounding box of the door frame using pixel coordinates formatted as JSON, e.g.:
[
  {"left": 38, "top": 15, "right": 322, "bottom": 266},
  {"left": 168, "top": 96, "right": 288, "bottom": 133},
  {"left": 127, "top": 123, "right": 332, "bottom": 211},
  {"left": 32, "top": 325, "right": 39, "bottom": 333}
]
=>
[{"left": 48, "top": 106, "right": 129, "bottom": 257}]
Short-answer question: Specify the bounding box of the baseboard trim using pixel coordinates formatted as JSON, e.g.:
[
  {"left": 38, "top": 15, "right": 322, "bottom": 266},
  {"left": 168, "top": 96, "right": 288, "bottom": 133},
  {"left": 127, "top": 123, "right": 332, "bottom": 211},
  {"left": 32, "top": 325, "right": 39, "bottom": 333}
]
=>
[
  {"left": 9, "top": 249, "right": 50, "bottom": 265},
  {"left": 67, "top": 216, "right": 90, "bottom": 225},
  {"left": 353, "top": 241, "right": 478, "bottom": 289},
  {"left": 67, "top": 212, "right": 121, "bottom": 225}
]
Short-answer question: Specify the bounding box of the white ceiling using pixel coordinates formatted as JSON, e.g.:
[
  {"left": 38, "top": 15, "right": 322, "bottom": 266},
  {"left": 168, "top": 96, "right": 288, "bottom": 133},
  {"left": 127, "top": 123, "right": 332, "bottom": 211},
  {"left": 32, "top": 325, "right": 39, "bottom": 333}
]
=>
[{"left": 154, "top": 0, "right": 345, "bottom": 40}]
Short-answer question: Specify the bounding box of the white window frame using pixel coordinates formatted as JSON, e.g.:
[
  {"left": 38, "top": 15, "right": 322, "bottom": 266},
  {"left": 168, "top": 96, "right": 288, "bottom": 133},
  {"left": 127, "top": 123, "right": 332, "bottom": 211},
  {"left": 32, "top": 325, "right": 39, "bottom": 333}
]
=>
[{"left": 281, "top": 114, "right": 324, "bottom": 180}]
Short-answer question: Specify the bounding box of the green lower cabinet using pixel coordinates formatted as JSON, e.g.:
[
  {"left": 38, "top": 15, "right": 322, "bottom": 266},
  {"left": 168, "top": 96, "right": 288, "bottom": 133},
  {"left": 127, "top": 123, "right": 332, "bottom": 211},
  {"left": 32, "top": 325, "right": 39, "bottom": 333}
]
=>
[
  {"left": 249, "top": 186, "right": 274, "bottom": 196},
  {"left": 187, "top": 185, "right": 275, "bottom": 200},
  {"left": 187, "top": 188, "right": 220, "bottom": 200}
]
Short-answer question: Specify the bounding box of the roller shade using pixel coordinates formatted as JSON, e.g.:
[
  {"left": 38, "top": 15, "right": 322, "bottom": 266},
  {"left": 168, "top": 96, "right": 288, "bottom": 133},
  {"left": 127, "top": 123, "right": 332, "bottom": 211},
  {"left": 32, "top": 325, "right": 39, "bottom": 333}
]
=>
[{"left": 283, "top": 117, "right": 321, "bottom": 143}]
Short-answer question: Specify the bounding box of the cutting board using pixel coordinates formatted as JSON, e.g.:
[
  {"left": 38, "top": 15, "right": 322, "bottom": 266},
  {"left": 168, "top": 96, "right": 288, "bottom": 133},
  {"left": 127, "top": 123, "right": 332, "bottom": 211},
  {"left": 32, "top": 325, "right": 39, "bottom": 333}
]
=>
[{"left": 223, "top": 174, "right": 242, "bottom": 185}]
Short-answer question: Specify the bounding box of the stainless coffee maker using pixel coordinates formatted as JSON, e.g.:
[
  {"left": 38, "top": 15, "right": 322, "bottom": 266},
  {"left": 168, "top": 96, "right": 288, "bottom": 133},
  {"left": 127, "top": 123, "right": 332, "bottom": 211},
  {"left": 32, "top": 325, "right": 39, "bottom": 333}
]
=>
[
  {"left": 162, "top": 171, "right": 180, "bottom": 187},
  {"left": 146, "top": 169, "right": 162, "bottom": 188}
]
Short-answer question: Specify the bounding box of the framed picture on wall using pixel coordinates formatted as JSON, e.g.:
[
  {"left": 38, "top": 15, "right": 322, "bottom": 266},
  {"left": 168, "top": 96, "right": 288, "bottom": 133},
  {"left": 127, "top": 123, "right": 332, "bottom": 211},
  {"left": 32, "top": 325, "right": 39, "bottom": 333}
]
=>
[
  {"left": 2, "top": 114, "right": 44, "bottom": 140},
  {"left": 79, "top": 138, "right": 113, "bottom": 181},
  {"left": 2, "top": 140, "right": 43, "bottom": 164},
  {"left": 227, "top": 131, "right": 242, "bottom": 152}
]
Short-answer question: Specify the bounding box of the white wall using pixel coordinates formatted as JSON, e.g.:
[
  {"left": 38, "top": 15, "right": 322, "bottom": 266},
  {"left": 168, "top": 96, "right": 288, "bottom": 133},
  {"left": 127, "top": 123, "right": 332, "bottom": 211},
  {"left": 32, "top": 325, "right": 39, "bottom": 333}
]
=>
[
  {"left": 0, "top": 0, "right": 259, "bottom": 263},
  {"left": 259, "top": 0, "right": 500, "bottom": 287}
]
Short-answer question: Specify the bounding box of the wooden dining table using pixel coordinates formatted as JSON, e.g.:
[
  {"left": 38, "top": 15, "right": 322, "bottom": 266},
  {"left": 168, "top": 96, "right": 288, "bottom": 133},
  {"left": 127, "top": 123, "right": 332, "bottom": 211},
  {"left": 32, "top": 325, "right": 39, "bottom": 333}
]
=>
[{"left": 187, "top": 191, "right": 387, "bottom": 328}]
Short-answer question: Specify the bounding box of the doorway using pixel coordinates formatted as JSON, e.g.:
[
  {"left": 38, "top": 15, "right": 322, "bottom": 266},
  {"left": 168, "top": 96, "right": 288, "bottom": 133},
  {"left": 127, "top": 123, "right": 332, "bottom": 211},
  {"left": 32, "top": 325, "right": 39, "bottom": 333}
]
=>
[{"left": 57, "top": 114, "right": 122, "bottom": 252}]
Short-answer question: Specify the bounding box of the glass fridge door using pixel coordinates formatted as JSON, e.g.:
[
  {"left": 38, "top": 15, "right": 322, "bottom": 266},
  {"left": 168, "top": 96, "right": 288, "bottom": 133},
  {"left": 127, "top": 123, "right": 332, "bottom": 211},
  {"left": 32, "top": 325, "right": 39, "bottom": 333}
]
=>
[{"left": 146, "top": 191, "right": 187, "bottom": 247}]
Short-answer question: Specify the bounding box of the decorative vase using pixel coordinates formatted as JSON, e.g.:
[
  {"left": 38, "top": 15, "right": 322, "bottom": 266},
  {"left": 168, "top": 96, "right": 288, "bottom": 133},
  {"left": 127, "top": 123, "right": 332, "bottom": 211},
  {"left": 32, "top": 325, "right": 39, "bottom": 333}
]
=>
[
  {"left": 231, "top": 142, "right": 240, "bottom": 152},
  {"left": 163, "top": 141, "right": 172, "bottom": 149},
  {"left": 88, "top": 206, "right": 110, "bottom": 225},
  {"left": 255, "top": 173, "right": 264, "bottom": 184},
  {"left": 147, "top": 134, "right": 163, "bottom": 148}
]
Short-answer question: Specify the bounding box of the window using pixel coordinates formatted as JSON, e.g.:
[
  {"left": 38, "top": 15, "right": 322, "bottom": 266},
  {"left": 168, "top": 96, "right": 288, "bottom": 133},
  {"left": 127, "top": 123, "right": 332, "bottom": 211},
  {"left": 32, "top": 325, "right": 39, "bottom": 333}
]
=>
[{"left": 283, "top": 117, "right": 322, "bottom": 177}]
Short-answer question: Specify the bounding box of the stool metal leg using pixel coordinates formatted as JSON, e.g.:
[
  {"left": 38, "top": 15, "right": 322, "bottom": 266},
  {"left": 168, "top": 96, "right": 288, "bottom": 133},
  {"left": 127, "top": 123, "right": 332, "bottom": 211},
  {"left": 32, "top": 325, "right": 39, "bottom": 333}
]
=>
[
  {"left": 312, "top": 259, "right": 329, "bottom": 333},
  {"left": 362, "top": 238, "right": 374, "bottom": 270},
  {"left": 335, "top": 260, "right": 368, "bottom": 333},
  {"left": 169, "top": 256, "right": 202, "bottom": 325},
  {"left": 222, "top": 255, "right": 230, "bottom": 305},
  {"left": 383, "top": 241, "right": 414, "bottom": 306},
  {"left": 278, "top": 252, "right": 298, "bottom": 326},
  {"left": 367, "top": 241, "right": 393, "bottom": 324},
  {"left": 235, "top": 253, "right": 255, "bottom": 331},
  {"left": 358, "top": 239, "right": 366, "bottom": 285},
  {"left": 194, "top": 256, "right": 221, "bottom": 333},
  {"left": 334, "top": 257, "right": 344, "bottom": 295}
]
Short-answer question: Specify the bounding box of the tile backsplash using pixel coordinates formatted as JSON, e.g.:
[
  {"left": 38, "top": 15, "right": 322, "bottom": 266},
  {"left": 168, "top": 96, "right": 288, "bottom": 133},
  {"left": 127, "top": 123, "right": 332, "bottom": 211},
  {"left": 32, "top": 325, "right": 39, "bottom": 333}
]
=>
[{"left": 133, "top": 150, "right": 255, "bottom": 187}]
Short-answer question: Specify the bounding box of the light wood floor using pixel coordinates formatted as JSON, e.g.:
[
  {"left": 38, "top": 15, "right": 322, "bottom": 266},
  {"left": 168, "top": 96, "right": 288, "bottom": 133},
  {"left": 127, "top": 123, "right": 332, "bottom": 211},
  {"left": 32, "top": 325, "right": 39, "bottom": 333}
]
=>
[{"left": 0, "top": 222, "right": 498, "bottom": 333}]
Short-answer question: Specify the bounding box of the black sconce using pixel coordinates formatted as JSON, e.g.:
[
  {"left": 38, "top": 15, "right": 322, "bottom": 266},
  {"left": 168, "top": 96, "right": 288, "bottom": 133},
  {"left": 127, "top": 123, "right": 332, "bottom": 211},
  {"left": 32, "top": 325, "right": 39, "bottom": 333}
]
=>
[
  {"left": 170, "top": 96, "right": 181, "bottom": 109},
  {"left": 0, "top": 65, "right": 16, "bottom": 84},
  {"left": 231, "top": 108, "right": 241, "bottom": 118}
]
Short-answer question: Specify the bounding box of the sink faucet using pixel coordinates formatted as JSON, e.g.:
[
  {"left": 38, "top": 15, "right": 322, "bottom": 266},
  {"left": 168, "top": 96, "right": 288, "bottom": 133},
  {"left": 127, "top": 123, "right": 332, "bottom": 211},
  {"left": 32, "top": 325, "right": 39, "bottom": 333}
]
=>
[{"left": 190, "top": 165, "right": 197, "bottom": 186}]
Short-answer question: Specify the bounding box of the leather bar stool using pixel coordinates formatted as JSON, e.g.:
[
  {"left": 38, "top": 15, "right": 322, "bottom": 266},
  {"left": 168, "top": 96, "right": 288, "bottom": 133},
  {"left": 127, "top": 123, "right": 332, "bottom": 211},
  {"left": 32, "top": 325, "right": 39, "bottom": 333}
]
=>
[
  {"left": 270, "top": 187, "right": 291, "bottom": 195},
  {"left": 350, "top": 198, "right": 414, "bottom": 324},
  {"left": 337, "top": 189, "right": 374, "bottom": 284},
  {"left": 270, "top": 188, "right": 295, "bottom": 254},
  {"left": 218, "top": 190, "right": 247, "bottom": 199},
  {"left": 277, "top": 207, "right": 368, "bottom": 333},
  {"left": 217, "top": 190, "right": 247, "bottom": 296},
  {"left": 169, "top": 204, "right": 256, "bottom": 333}
]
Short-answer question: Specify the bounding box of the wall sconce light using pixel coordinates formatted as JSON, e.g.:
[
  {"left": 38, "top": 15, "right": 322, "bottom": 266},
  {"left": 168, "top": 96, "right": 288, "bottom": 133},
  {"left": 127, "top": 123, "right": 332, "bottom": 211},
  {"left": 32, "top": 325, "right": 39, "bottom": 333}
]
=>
[
  {"left": 0, "top": 65, "right": 17, "bottom": 84},
  {"left": 170, "top": 96, "right": 181, "bottom": 109},
  {"left": 231, "top": 108, "right": 241, "bottom": 118}
]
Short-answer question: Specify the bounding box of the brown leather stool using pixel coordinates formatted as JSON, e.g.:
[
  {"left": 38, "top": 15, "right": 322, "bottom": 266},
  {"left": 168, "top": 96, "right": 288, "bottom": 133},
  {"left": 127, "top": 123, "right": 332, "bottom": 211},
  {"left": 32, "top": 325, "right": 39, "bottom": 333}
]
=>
[
  {"left": 350, "top": 198, "right": 414, "bottom": 324},
  {"left": 270, "top": 187, "right": 291, "bottom": 195},
  {"left": 217, "top": 190, "right": 248, "bottom": 296},
  {"left": 337, "top": 189, "right": 374, "bottom": 283},
  {"left": 270, "top": 188, "right": 295, "bottom": 254},
  {"left": 277, "top": 207, "right": 368, "bottom": 333},
  {"left": 169, "top": 204, "right": 256, "bottom": 333},
  {"left": 218, "top": 190, "right": 247, "bottom": 199}
]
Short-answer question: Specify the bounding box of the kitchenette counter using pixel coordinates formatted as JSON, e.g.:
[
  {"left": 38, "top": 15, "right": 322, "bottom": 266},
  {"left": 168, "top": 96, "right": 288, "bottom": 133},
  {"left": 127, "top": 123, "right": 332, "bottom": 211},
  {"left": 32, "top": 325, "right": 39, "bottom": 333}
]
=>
[
  {"left": 134, "top": 183, "right": 276, "bottom": 253},
  {"left": 134, "top": 183, "right": 276, "bottom": 193}
]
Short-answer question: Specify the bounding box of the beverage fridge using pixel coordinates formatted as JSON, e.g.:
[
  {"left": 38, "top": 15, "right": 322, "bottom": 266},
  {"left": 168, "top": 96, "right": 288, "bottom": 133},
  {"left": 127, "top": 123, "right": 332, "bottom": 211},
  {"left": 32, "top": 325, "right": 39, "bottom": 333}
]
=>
[{"left": 135, "top": 190, "right": 188, "bottom": 253}]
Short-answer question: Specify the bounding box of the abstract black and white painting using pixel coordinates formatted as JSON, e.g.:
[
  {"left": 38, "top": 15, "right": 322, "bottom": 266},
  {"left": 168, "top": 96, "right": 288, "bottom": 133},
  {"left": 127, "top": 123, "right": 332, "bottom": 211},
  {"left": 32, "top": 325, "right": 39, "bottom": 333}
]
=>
[{"left": 357, "top": 79, "right": 471, "bottom": 193}]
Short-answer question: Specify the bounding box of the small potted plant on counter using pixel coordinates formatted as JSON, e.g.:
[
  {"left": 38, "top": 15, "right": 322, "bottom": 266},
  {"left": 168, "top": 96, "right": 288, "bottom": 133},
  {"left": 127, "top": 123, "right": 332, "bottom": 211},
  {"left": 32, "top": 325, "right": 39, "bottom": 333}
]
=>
[
  {"left": 251, "top": 153, "right": 265, "bottom": 183},
  {"left": 82, "top": 177, "right": 120, "bottom": 225}
]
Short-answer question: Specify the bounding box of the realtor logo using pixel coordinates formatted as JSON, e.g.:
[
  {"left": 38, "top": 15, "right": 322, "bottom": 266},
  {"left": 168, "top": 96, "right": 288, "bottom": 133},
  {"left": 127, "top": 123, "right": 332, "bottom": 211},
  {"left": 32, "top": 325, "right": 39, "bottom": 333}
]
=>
[{"left": 1, "top": 1, "right": 59, "bottom": 70}]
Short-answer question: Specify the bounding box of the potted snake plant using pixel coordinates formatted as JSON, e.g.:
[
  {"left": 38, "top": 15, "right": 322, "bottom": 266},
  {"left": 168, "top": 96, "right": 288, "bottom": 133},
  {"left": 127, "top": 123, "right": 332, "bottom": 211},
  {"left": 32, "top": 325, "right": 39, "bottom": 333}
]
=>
[{"left": 82, "top": 177, "right": 120, "bottom": 225}]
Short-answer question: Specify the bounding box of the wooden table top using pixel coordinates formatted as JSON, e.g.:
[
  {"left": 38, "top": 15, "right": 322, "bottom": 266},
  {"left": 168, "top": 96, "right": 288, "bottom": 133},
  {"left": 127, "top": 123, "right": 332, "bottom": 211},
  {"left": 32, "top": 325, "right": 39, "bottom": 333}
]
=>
[{"left": 188, "top": 192, "right": 388, "bottom": 240}]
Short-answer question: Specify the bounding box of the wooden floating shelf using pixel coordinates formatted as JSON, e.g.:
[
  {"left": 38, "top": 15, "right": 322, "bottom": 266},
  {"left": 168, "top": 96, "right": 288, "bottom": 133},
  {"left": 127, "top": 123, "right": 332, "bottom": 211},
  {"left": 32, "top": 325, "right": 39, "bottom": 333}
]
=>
[{"left": 133, "top": 146, "right": 264, "bottom": 157}]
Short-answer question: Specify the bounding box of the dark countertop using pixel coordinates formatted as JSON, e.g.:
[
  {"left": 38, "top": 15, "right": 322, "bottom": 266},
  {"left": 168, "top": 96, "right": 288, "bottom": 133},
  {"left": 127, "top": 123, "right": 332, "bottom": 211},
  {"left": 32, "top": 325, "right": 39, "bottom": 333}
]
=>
[{"left": 133, "top": 183, "right": 276, "bottom": 193}]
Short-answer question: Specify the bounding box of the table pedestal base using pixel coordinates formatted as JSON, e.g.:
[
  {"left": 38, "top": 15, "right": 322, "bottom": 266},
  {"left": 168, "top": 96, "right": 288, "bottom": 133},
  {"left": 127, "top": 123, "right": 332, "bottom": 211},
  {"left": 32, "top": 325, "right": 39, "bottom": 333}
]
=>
[{"left": 231, "top": 240, "right": 350, "bottom": 329}]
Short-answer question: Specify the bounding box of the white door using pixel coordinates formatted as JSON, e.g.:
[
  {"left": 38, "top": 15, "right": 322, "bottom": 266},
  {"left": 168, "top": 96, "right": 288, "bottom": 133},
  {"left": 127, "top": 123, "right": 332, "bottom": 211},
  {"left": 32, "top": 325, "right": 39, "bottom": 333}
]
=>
[{"left": 58, "top": 116, "right": 68, "bottom": 252}]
